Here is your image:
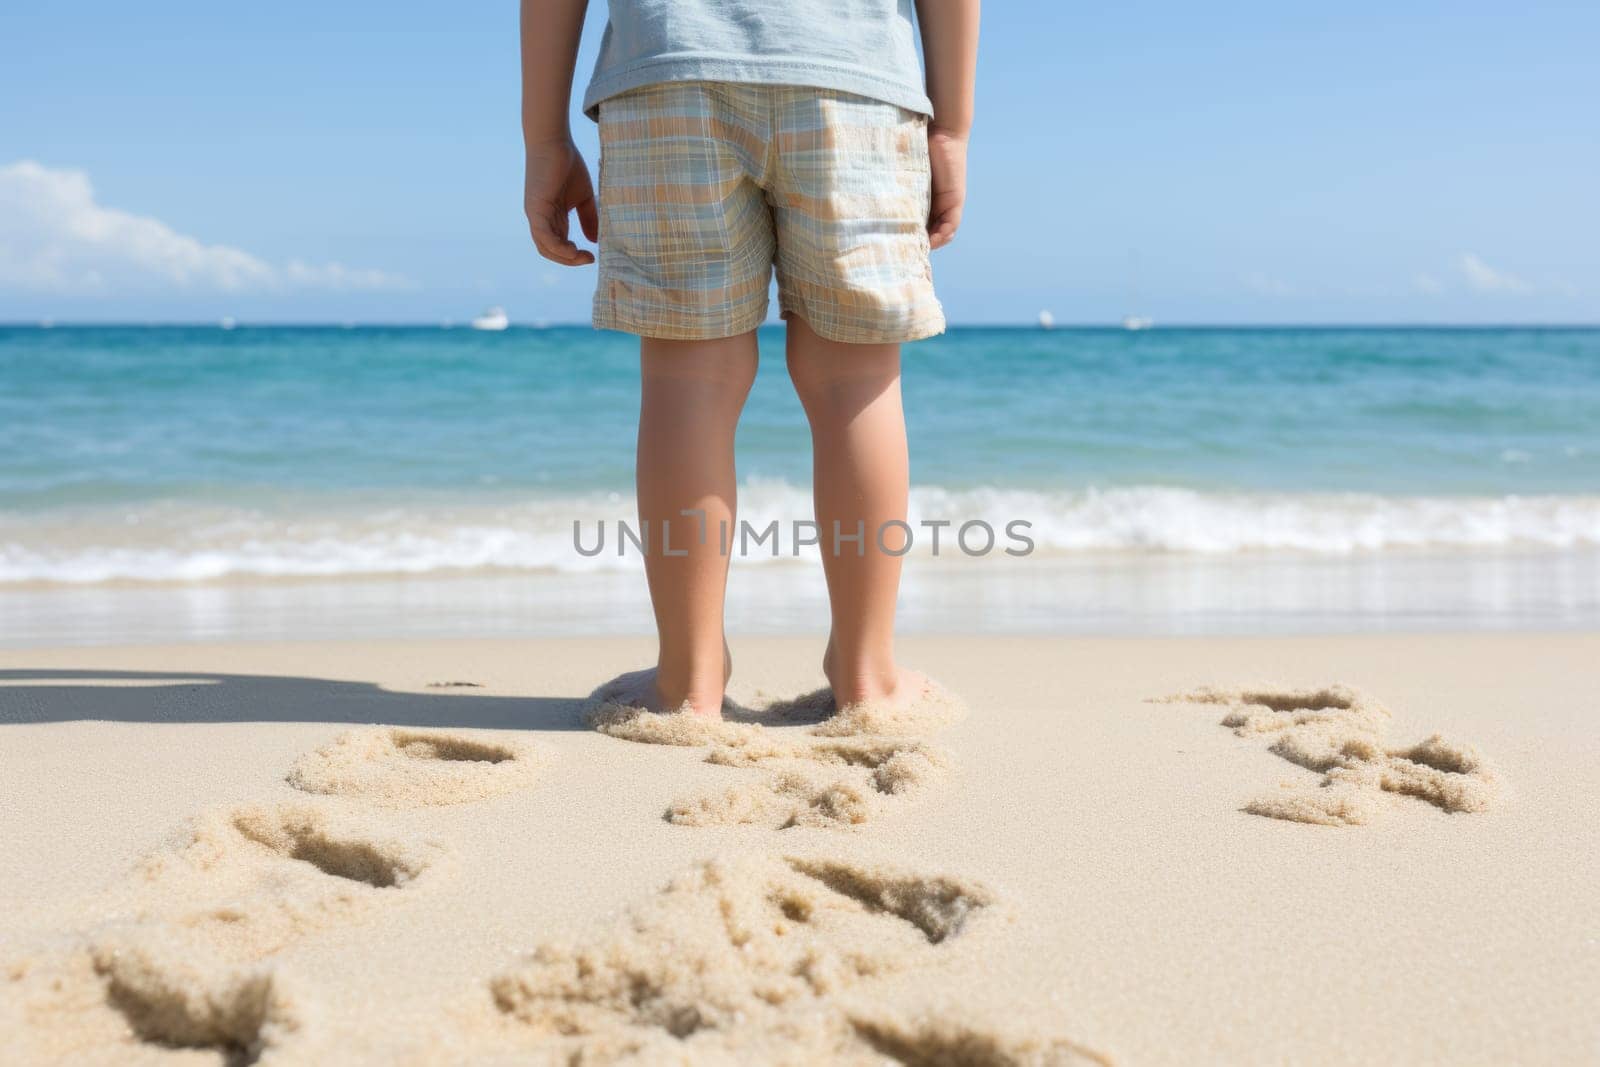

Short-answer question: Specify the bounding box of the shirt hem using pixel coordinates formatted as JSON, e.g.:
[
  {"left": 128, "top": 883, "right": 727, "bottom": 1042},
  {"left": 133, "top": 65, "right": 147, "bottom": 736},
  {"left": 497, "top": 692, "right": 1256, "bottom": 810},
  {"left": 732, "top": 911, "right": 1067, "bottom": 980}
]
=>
[{"left": 582, "top": 54, "right": 933, "bottom": 122}]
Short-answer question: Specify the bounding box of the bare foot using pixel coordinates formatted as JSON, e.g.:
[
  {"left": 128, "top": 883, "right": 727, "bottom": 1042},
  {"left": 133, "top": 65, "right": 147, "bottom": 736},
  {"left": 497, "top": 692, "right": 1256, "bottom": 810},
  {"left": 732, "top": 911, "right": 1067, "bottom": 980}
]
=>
[
  {"left": 598, "top": 643, "right": 732, "bottom": 719},
  {"left": 822, "top": 651, "right": 931, "bottom": 711}
]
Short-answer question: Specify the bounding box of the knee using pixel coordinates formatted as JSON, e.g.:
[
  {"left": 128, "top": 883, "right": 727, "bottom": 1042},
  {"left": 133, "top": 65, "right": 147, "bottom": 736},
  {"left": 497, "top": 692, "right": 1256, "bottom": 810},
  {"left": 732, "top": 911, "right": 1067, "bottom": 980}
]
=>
[
  {"left": 786, "top": 346, "right": 900, "bottom": 418},
  {"left": 712, "top": 354, "right": 759, "bottom": 403},
  {"left": 641, "top": 336, "right": 759, "bottom": 406},
  {"left": 784, "top": 346, "right": 826, "bottom": 405}
]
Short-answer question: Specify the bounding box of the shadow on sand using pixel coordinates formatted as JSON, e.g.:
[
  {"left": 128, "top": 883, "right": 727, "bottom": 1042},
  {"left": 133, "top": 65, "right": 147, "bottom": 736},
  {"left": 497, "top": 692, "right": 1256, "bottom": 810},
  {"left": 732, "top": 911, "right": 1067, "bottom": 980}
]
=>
[{"left": 0, "top": 669, "right": 589, "bottom": 731}]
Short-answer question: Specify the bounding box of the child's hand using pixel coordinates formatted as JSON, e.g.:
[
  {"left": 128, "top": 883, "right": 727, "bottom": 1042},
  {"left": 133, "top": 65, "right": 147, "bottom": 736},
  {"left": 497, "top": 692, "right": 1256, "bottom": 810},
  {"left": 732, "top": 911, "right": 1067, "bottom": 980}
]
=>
[
  {"left": 525, "top": 137, "right": 599, "bottom": 266},
  {"left": 926, "top": 125, "right": 968, "bottom": 250}
]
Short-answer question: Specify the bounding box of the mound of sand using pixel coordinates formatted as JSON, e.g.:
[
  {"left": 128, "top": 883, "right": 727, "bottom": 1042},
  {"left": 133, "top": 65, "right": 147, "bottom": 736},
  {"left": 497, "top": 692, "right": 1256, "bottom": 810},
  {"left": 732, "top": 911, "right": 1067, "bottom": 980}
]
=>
[
  {"left": 287, "top": 726, "right": 545, "bottom": 807},
  {"left": 1161, "top": 685, "right": 1501, "bottom": 825},
  {"left": 670, "top": 736, "right": 952, "bottom": 829},
  {"left": 584, "top": 674, "right": 968, "bottom": 746},
  {"left": 585, "top": 701, "right": 765, "bottom": 747},
  {"left": 585, "top": 676, "right": 968, "bottom": 830},
  {"left": 488, "top": 851, "right": 1104, "bottom": 1064},
  {"left": 765, "top": 680, "right": 970, "bottom": 737}
]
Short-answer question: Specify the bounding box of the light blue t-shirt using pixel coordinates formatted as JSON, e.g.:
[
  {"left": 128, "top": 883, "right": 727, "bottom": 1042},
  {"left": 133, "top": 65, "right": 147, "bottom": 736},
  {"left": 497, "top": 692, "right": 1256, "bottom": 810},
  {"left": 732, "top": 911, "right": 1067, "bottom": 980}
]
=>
[{"left": 582, "top": 0, "right": 932, "bottom": 121}]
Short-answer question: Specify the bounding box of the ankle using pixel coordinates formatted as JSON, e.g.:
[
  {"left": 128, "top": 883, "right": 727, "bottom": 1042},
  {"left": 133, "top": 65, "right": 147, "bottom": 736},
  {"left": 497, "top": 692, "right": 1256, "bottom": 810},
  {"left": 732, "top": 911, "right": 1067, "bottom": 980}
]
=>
[
  {"left": 823, "top": 654, "right": 903, "bottom": 706},
  {"left": 654, "top": 659, "right": 727, "bottom": 715},
  {"left": 652, "top": 677, "right": 724, "bottom": 716}
]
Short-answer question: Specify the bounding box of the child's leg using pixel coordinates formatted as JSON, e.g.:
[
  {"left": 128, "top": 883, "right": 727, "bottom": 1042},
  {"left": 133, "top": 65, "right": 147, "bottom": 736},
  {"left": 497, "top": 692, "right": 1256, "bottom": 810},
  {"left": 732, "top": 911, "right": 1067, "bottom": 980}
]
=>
[
  {"left": 785, "top": 316, "right": 926, "bottom": 707},
  {"left": 621, "top": 332, "right": 758, "bottom": 717}
]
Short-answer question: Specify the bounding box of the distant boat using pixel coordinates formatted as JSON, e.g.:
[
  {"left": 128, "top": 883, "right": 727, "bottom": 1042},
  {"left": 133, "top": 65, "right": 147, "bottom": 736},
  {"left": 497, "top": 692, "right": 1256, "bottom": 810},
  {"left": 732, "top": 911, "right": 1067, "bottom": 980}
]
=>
[
  {"left": 470, "top": 306, "right": 509, "bottom": 331},
  {"left": 219, "top": 316, "right": 237, "bottom": 331},
  {"left": 1121, "top": 250, "right": 1154, "bottom": 332},
  {"left": 39, "top": 319, "right": 54, "bottom": 329},
  {"left": 1037, "top": 310, "right": 1055, "bottom": 330}
]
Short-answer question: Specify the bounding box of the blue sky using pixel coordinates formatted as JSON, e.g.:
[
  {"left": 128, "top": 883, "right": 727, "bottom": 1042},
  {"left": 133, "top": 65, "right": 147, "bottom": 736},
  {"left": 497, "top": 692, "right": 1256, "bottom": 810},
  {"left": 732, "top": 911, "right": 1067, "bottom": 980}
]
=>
[{"left": 1, "top": 1, "right": 1596, "bottom": 324}]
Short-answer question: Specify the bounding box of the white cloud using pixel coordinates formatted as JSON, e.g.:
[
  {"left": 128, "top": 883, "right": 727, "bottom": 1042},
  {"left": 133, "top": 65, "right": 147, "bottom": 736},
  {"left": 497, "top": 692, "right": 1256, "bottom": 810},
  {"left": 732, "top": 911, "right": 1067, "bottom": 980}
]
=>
[
  {"left": 1413, "top": 272, "right": 1445, "bottom": 295},
  {"left": 0, "top": 160, "right": 412, "bottom": 293},
  {"left": 1458, "top": 252, "right": 1531, "bottom": 294},
  {"left": 282, "top": 259, "right": 410, "bottom": 290}
]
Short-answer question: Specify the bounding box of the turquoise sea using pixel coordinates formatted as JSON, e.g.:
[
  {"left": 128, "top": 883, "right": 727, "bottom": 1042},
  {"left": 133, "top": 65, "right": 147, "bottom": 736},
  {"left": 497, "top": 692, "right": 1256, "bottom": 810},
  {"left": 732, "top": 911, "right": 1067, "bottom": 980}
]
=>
[{"left": 3, "top": 325, "right": 1598, "bottom": 642}]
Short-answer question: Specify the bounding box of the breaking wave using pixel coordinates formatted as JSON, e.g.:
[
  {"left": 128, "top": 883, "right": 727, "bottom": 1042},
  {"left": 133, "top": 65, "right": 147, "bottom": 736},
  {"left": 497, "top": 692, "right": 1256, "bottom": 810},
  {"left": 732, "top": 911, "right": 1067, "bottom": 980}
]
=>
[{"left": 4, "top": 481, "right": 1600, "bottom": 584}]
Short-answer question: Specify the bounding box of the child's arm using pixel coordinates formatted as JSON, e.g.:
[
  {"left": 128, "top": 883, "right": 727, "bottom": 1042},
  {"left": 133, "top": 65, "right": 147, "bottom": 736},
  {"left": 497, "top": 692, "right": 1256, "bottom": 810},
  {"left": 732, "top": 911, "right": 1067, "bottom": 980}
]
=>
[
  {"left": 915, "top": 0, "right": 980, "bottom": 250},
  {"left": 521, "top": 0, "right": 598, "bottom": 266}
]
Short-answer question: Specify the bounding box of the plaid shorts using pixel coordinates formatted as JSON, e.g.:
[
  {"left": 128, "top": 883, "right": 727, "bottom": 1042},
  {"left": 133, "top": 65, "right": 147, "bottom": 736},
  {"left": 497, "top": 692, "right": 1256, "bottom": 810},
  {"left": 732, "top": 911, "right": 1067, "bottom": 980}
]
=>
[{"left": 594, "top": 82, "right": 945, "bottom": 344}]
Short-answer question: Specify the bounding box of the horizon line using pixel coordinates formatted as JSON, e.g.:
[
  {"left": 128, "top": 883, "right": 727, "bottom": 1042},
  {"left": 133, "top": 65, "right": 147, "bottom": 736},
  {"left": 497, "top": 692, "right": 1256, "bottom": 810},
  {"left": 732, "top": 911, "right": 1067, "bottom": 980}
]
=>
[{"left": 5, "top": 320, "right": 1600, "bottom": 331}]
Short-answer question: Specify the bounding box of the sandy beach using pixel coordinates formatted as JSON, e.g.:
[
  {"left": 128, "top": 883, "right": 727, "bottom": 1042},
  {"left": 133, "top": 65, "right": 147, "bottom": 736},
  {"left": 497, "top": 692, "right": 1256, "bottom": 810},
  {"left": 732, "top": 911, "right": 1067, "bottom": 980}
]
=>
[
  {"left": 9, "top": 0, "right": 1600, "bottom": 1060},
  {"left": 3, "top": 631, "right": 1595, "bottom": 1064}
]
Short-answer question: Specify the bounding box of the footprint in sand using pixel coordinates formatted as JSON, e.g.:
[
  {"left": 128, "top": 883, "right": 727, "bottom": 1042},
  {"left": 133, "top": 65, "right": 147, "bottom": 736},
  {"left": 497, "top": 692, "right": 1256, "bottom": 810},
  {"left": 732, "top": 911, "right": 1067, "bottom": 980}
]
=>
[
  {"left": 584, "top": 678, "right": 967, "bottom": 829},
  {"left": 93, "top": 937, "right": 303, "bottom": 1062},
  {"left": 4, "top": 802, "right": 440, "bottom": 1062},
  {"left": 4, "top": 940, "right": 306, "bottom": 1066},
  {"left": 488, "top": 851, "right": 1105, "bottom": 1064},
  {"left": 672, "top": 734, "right": 953, "bottom": 829},
  {"left": 1158, "top": 684, "right": 1502, "bottom": 826},
  {"left": 287, "top": 725, "right": 546, "bottom": 807}
]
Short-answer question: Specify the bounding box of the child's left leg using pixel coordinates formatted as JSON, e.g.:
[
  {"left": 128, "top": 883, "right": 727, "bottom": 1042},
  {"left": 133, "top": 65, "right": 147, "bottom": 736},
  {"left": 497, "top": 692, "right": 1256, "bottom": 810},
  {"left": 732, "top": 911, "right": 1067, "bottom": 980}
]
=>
[
  {"left": 785, "top": 316, "right": 927, "bottom": 709},
  {"left": 605, "top": 332, "right": 758, "bottom": 718}
]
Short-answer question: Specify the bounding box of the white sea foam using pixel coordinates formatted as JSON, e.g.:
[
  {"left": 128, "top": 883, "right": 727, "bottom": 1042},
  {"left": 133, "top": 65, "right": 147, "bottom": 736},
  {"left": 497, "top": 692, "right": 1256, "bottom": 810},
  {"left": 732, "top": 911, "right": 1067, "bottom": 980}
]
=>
[{"left": 4, "top": 482, "right": 1600, "bottom": 584}]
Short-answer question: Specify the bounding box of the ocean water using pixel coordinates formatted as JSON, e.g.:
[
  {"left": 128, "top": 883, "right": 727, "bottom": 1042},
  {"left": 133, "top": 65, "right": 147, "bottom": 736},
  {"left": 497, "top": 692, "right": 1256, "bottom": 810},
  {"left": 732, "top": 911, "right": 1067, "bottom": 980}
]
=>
[{"left": 2, "top": 324, "right": 1598, "bottom": 642}]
